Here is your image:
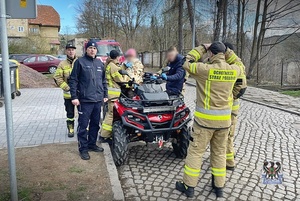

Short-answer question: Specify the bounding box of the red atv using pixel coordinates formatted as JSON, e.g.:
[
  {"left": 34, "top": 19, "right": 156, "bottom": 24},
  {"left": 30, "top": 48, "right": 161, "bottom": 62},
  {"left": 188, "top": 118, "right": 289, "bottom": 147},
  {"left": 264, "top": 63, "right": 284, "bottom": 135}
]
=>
[{"left": 110, "top": 68, "right": 191, "bottom": 166}]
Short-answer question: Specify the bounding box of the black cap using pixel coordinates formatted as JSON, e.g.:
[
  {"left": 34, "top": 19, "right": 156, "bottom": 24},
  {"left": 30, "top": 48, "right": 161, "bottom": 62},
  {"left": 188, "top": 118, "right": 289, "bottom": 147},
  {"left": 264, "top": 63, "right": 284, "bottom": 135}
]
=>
[
  {"left": 110, "top": 50, "right": 120, "bottom": 59},
  {"left": 86, "top": 40, "right": 98, "bottom": 50},
  {"left": 223, "top": 42, "right": 234, "bottom": 51},
  {"left": 66, "top": 44, "right": 76, "bottom": 49},
  {"left": 208, "top": 41, "right": 226, "bottom": 54}
]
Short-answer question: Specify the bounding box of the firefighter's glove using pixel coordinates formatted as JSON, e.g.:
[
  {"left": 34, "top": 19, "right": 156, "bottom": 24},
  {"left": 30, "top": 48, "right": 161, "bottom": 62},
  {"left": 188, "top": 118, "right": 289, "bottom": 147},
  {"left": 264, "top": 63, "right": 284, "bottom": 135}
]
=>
[
  {"left": 125, "top": 62, "right": 133, "bottom": 68},
  {"left": 161, "top": 73, "right": 167, "bottom": 80},
  {"left": 150, "top": 75, "right": 157, "bottom": 80}
]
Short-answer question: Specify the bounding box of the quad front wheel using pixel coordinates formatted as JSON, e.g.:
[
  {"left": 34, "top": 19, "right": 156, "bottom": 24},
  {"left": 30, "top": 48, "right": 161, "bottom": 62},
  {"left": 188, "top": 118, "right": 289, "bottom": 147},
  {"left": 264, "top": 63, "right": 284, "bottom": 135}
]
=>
[
  {"left": 111, "top": 121, "right": 128, "bottom": 166},
  {"left": 172, "top": 125, "right": 190, "bottom": 158}
]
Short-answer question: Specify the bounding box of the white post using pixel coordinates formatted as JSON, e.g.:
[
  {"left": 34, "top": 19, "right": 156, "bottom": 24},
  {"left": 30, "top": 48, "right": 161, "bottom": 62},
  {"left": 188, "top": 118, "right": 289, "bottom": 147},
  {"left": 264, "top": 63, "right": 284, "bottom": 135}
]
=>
[{"left": 0, "top": 0, "right": 18, "bottom": 200}]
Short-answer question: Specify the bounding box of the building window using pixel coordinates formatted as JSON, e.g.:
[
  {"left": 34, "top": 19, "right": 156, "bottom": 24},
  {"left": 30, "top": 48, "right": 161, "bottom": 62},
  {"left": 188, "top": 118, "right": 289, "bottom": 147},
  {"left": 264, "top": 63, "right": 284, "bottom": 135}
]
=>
[
  {"left": 18, "top": 26, "right": 24, "bottom": 32},
  {"left": 29, "top": 28, "right": 39, "bottom": 34}
]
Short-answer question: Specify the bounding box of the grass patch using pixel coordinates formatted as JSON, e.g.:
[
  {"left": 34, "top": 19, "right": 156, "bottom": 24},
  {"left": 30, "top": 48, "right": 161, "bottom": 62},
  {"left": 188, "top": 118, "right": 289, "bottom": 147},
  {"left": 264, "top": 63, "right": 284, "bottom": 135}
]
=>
[
  {"left": 0, "top": 188, "right": 32, "bottom": 201},
  {"left": 69, "top": 166, "right": 84, "bottom": 173},
  {"left": 281, "top": 90, "right": 300, "bottom": 97}
]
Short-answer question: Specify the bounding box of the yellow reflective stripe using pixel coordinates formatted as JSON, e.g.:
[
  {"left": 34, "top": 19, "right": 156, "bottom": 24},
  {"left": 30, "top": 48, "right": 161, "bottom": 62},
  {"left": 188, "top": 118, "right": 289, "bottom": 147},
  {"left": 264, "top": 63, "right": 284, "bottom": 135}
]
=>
[
  {"left": 184, "top": 165, "right": 200, "bottom": 177},
  {"left": 189, "top": 49, "right": 201, "bottom": 61},
  {"left": 102, "top": 124, "right": 112, "bottom": 131},
  {"left": 112, "top": 71, "right": 122, "bottom": 78},
  {"left": 60, "top": 82, "right": 68, "bottom": 89},
  {"left": 67, "top": 118, "right": 74, "bottom": 121},
  {"left": 108, "top": 91, "right": 121, "bottom": 96},
  {"left": 232, "top": 100, "right": 239, "bottom": 111},
  {"left": 204, "top": 80, "right": 211, "bottom": 109},
  {"left": 226, "top": 153, "right": 234, "bottom": 160},
  {"left": 232, "top": 104, "right": 239, "bottom": 111},
  {"left": 211, "top": 167, "right": 226, "bottom": 177},
  {"left": 226, "top": 54, "right": 237, "bottom": 64},
  {"left": 194, "top": 111, "right": 231, "bottom": 121},
  {"left": 189, "top": 63, "right": 196, "bottom": 74},
  {"left": 63, "top": 93, "right": 71, "bottom": 99}
]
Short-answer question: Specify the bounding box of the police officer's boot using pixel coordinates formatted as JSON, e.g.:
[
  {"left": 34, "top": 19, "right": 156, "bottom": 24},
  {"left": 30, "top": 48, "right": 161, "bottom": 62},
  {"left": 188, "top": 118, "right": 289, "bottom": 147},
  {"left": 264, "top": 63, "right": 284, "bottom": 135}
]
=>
[
  {"left": 212, "top": 175, "right": 223, "bottom": 198},
  {"left": 175, "top": 181, "right": 194, "bottom": 198},
  {"left": 67, "top": 120, "right": 75, "bottom": 138}
]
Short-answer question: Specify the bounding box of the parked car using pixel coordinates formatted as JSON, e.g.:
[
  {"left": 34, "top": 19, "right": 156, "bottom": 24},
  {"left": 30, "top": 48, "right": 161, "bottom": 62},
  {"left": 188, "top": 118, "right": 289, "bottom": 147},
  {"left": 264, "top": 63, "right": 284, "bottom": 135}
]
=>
[
  {"left": 9, "top": 54, "right": 31, "bottom": 62},
  {"left": 21, "top": 54, "right": 61, "bottom": 74},
  {"left": 57, "top": 55, "right": 67, "bottom": 61}
]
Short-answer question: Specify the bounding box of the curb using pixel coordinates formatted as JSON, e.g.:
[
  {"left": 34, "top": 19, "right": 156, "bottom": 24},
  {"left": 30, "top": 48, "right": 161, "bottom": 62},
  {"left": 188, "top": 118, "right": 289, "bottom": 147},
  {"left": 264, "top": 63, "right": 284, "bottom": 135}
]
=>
[
  {"left": 102, "top": 143, "right": 125, "bottom": 201},
  {"left": 186, "top": 81, "right": 300, "bottom": 116}
]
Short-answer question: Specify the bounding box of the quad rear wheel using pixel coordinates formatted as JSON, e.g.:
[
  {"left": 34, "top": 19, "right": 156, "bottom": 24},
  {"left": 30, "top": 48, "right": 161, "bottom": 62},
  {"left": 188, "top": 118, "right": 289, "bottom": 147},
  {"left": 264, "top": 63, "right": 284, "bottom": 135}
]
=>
[
  {"left": 111, "top": 121, "right": 128, "bottom": 166},
  {"left": 172, "top": 125, "right": 190, "bottom": 158}
]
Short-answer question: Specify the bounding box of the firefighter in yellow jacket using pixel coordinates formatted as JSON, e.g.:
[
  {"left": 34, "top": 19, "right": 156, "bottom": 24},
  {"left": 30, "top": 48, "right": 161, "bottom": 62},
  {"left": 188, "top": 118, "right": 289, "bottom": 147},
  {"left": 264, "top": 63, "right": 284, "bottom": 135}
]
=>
[
  {"left": 223, "top": 42, "right": 247, "bottom": 170},
  {"left": 100, "top": 50, "right": 126, "bottom": 139},
  {"left": 53, "top": 44, "right": 77, "bottom": 137},
  {"left": 175, "top": 42, "right": 244, "bottom": 198}
]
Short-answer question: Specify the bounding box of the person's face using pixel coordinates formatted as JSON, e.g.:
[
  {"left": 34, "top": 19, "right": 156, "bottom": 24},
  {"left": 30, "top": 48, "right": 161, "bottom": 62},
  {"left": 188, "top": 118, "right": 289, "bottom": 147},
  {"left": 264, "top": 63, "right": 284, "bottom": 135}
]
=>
[
  {"left": 126, "top": 55, "right": 134, "bottom": 62},
  {"left": 65, "top": 48, "right": 76, "bottom": 59},
  {"left": 166, "top": 51, "right": 177, "bottom": 62},
  {"left": 86, "top": 46, "right": 97, "bottom": 57}
]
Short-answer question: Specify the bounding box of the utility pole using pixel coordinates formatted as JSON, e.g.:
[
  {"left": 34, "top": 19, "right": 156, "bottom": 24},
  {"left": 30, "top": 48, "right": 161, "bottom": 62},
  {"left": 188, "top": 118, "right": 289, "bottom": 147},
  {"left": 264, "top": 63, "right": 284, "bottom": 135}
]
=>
[
  {"left": 192, "top": 0, "right": 196, "bottom": 48},
  {"left": 0, "top": 0, "right": 18, "bottom": 200}
]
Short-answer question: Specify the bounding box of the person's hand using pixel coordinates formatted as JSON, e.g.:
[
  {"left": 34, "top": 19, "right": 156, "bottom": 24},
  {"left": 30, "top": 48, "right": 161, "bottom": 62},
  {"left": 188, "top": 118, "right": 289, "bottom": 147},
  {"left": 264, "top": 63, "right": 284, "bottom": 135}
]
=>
[
  {"left": 161, "top": 73, "right": 167, "bottom": 80},
  {"left": 72, "top": 99, "right": 80, "bottom": 106},
  {"left": 125, "top": 62, "right": 133, "bottom": 68},
  {"left": 103, "top": 98, "right": 108, "bottom": 103},
  {"left": 150, "top": 75, "right": 157, "bottom": 80},
  {"left": 202, "top": 43, "right": 211, "bottom": 50}
]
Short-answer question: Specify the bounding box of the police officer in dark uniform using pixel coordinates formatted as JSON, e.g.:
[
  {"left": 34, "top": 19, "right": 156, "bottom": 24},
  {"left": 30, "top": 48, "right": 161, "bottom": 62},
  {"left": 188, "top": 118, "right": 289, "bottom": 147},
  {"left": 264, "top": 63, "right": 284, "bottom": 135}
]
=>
[{"left": 69, "top": 40, "right": 108, "bottom": 160}]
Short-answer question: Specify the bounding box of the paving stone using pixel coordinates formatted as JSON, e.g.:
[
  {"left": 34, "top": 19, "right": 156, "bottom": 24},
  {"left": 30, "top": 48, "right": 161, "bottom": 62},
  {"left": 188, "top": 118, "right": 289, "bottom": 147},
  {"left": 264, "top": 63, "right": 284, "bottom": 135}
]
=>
[{"left": 8, "top": 88, "right": 300, "bottom": 201}]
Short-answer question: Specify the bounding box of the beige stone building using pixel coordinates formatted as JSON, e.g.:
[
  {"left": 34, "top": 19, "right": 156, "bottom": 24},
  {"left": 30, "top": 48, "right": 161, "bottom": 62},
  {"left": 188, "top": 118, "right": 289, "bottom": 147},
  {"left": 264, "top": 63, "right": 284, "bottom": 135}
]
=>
[{"left": 7, "top": 5, "right": 60, "bottom": 53}]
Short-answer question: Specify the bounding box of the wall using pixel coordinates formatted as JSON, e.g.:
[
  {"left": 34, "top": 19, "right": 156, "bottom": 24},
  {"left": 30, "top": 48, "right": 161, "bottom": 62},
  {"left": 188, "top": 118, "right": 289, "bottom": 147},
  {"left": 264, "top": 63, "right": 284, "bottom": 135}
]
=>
[
  {"left": 39, "top": 26, "right": 59, "bottom": 39},
  {"left": 7, "top": 19, "right": 28, "bottom": 38}
]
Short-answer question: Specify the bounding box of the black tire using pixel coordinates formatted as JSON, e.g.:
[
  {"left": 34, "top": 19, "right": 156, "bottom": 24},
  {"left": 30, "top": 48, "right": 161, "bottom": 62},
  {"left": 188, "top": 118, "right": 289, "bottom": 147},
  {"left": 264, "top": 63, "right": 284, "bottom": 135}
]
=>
[
  {"left": 111, "top": 121, "right": 128, "bottom": 166},
  {"left": 172, "top": 125, "right": 190, "bottom": 158},
  {"left": 11, "top": 93, "right": 16, "bottom": 99},
  {"left": 16, "top": 91, "right": 21, "bottom": 96},
  {"left": 0, "top": 101, "right": 3, "bottom": 108}
]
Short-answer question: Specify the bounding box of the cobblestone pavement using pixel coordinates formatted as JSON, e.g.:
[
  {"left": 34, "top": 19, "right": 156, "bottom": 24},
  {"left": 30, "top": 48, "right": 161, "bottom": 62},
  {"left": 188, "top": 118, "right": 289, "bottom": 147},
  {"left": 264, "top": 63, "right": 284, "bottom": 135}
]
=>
[
  {"left": 0, "top": 88, "right": 76, "bottom": 148},
  {"left": 118, "top": 85, "right": 300, "bottom": 201},
  {"left": 187, "top": 78, "right": 300, "bottom": 114}
]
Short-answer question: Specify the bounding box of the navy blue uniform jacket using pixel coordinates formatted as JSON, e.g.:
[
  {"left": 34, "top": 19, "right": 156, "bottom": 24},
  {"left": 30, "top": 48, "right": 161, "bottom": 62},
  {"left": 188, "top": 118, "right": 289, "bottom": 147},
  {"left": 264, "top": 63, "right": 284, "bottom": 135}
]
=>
[
  {"left": 166, "top": 54, "right": 186, "bottom": 95},
  {"left": 69, "top": 54, "right": 108, "bottom": 102}
]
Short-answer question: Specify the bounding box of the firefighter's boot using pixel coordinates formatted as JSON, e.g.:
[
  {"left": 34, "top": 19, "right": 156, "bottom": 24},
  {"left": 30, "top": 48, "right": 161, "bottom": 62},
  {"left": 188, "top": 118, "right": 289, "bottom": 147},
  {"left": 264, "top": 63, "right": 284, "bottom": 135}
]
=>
[
  {"left": 175, "top": 181, "right": 194, "bottom": 198},
  {"left": 67, "top": 120, "right": 75, "bottom": 138},
  {"left": 214, "top": 187, "right": 224, "bottom": 198},
  {"left": 212, "top": 175, "right": 224, "bottom": 198}
]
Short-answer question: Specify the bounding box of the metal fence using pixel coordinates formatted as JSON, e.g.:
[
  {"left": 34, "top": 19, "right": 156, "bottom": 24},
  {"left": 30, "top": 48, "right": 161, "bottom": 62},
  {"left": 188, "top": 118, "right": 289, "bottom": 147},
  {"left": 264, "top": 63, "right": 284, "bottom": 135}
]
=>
[{"left": 256, "top": 59, "right": 300, "bottom": 88}]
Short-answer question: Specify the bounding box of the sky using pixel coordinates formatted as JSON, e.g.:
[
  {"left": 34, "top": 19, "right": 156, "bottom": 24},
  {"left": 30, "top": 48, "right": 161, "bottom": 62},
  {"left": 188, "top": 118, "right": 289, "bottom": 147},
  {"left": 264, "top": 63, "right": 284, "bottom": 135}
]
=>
[{"left": 37, "top": 0, "right": 80, "bottom": 34}]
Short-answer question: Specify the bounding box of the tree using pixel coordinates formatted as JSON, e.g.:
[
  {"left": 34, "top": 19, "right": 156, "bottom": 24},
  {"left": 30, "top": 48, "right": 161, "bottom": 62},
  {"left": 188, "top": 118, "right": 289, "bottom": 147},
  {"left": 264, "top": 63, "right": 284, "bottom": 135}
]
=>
[
  {"left": 248, "top": 0, "right": 300, "bottom": 79},
  {"left": 213, "top": 0, "right": 223, "bottom": 41},
  {"left": 115, "top": 0, "right": 154, "bottom": 47},
  {"left": 222, "top": 0, "right": 228, "bottom": 41},
  {"left": 186, "top": 0, "right": 199, "bottom": 47},
  {"left": 178, "top": 0, "right": 184, "bottom": 53}
]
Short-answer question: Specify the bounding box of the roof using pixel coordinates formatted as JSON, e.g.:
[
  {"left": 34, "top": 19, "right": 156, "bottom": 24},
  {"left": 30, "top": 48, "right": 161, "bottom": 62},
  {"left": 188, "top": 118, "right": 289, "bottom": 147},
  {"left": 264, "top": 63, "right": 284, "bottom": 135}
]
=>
[{"left": 28, "top": 5, "right": 60, "bottom": 30}]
